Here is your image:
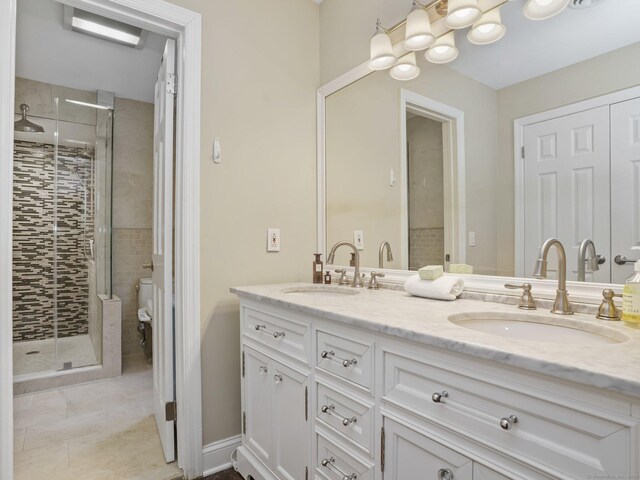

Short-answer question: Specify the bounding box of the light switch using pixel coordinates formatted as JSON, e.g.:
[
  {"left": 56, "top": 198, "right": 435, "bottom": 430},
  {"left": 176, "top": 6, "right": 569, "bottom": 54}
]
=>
[
  {"left": 468, "top": 231, "right": 476, "bottom": 247},
  {"left": 354, "top": 230, "right": 364, "bottom": 250},
  {"left": 267, "top": 228, "right": 280, "bottom": 252},
  {"left": 212, "top": 138, "right": 221, "bottom": 164}
]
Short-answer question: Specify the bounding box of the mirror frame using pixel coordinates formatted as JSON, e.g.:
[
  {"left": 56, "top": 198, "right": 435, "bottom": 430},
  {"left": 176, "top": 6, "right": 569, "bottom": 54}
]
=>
[{"left": 317, "top": 57, "right": 625, "bottom": 305}]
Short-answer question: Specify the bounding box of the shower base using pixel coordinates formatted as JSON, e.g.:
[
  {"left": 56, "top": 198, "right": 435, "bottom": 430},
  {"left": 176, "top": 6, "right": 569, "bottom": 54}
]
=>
[{"left": 13, "top": 335, "right": 98, "bottom": 376}]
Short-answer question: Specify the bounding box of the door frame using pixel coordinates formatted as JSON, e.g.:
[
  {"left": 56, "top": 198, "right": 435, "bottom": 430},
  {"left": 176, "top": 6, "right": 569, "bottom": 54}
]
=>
[
  {"left": 0, "top": 1, "right": 203, "bottom": 478},
  {"left": 400, "top": 89, "right": 467, "bottom": 270},
  {"left": 513, "top": 84, "right": 640, "bottom": 277}
]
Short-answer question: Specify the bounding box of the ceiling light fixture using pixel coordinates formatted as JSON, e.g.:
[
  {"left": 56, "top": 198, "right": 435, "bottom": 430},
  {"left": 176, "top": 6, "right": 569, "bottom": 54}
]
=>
[
  {"left": 63, "top": 6, "right": 146, "bottom": 48},
  {"left": 445, "top": 0, "right": 483, "bottom": 29},
  {"left": 369, "top": 0, "right": 571, "bottom": 82},
  {"left": 390, "top": 52, "right": 421, "bottom": 81},
  {"left": 523, "top": 0, "right": 571, "bottom": 20},
  {"left": 467, "top": 7, "right": 506, "bottom": 45}
]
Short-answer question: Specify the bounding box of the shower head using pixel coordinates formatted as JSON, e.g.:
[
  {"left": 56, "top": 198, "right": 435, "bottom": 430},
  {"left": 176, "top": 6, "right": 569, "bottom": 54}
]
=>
[{"left": 14, "top": 104, "right": 45, "bottom": 133}]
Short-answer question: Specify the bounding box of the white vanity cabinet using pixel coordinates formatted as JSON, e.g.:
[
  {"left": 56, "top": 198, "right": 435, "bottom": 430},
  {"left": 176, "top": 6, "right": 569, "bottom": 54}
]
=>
[{"left": 235, "top": 296, "right": 640, "bottom": 480}]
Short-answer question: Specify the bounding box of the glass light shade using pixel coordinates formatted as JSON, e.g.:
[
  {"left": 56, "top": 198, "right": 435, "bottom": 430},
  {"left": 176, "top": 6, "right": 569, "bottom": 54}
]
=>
[
  {"left": 467, "top": 8, "right": 506, "bottom": 45},
  {"left": 390, "top": 52, "right": 420, "bottom": 81},
  {"left": 425, "top": 32, "right": 459, "bottom": 64},
  {"left": 445, "top": 0, "right": 483, "bottom": 29},
  {"left": 403, "top": 7, "right": 435, "bottom": 51},
  {"left": 523, "top": 0, "right": 570, "bottom": 20},
  {"left": 369, "top": 31, "right": 397, "bottom": 70}
]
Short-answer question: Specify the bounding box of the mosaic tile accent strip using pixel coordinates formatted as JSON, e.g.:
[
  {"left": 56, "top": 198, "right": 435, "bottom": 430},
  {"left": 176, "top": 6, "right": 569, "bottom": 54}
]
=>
[{"left": 13, "top": 140, "right": 95, "bottom": 342}]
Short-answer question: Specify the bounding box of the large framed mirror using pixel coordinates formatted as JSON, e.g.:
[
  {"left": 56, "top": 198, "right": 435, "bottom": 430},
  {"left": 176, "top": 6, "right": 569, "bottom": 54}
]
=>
[{"left": 318, "top": 0, "right": 640, "bottom": 297}]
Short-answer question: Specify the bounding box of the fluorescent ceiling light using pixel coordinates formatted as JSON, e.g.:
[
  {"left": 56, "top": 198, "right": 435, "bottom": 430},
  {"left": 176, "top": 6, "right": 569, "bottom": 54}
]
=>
[
  {"left": 65, "top": 99, "right": 112, "bottom": 110},
  {"left": 71, "top": 17, "right": 140, "bottom": 46}
]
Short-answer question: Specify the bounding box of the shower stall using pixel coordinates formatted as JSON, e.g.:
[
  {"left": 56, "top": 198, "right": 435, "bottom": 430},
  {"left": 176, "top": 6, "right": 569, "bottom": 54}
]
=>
[{"left": 12, "top": 87, "right": 115, "bottom": 385}]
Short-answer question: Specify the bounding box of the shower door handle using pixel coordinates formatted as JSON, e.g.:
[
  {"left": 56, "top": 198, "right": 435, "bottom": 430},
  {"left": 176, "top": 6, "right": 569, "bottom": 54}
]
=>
[{"left": 142, "top": 261, "right": 154, "bottom": 271}]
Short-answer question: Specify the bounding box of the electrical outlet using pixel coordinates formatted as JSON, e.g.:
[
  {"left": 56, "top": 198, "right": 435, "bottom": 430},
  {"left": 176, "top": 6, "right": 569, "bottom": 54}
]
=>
[
  {"left": 468, "top": 231, "right": 476, "bottom": 247},
  {"left": 354, "top": 230, "right": 364, "bottom": 250},
  {"left": 267, "top": 228, "right": 280, "bottom": 252}
]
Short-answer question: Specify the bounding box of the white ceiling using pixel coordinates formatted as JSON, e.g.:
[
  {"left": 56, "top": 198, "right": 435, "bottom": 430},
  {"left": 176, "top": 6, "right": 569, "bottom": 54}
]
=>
[
  {"left": 449, "top": 0, "right": 640, "bottom": 89},
  {"left": 16, "top": 0, "right": 166, "bottom": 103}
]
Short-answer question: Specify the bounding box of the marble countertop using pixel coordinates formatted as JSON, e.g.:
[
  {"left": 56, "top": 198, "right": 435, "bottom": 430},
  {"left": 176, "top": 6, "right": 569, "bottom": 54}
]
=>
[{"left": 231, "top": 283, "right": 640, "bottom": 399}]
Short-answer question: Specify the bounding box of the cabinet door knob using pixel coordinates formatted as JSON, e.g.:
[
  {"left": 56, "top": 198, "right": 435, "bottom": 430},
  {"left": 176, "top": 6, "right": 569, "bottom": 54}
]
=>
[
  {"left": 432, "top": 391, "right": 448, "bottom": 403},
  {"left": 273, "top": 374, "right": 283, "bottom": 384},
  {"left": 438, "top": 468, "right": 454, "bottom": 480},
  {"left": 258, "top": 366, "right": 267, "bottom": 374},
  {"left": 500, "top": 415, "right": 518, "bottom": 430}
]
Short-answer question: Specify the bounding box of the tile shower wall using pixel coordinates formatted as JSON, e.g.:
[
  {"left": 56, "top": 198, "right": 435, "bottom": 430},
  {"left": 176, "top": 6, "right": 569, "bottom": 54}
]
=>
[
  {"left": 111, "top": 98, "right": 154, "bottom": 356},
  {"left": 409, "top": 228, "right": 445, "bottom": 270},
  {"left": 13, "top": 141, "right": 94, "bottom": 341}
]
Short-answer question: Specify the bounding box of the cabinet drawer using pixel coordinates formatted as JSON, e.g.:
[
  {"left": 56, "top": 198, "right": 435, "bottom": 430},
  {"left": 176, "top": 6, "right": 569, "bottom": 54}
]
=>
[
  {"left": 316, "top": 432, "right": 373, "bottom": 480},
  {"left": 383, "top": 351, "right": 632, "bottom": 478},
  {"left": 244, "top": 307, "right": 310, "bottom": 364},
  {"left": 316, "top": 330, "right": 373, "bottom": 391},
  {"left": 316, "top": 382, "right": 374, "bottom": 456}
]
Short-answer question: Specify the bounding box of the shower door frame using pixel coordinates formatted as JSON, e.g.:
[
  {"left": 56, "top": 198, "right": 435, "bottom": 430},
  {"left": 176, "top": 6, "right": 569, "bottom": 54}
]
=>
[{"left": 0, "top": 1, "right": 203, "bottom": 479}]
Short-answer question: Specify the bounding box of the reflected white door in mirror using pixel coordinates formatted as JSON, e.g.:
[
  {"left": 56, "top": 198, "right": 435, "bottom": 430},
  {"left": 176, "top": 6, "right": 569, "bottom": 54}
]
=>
[{"left": 515, "top": 86, "right": 640, "bottom": 285}]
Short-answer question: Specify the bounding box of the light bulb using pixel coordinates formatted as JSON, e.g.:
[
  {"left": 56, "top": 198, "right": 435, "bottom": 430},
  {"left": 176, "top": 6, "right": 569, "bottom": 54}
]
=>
[
  {"left": 478, "top": 23, "right": 495, "bottom": 33},
  {"left": 536, "top": 0, "right": 553, "bottom": 5},
  {"left": 468, "top": 7, "right": 506, "bottom": 45},
  {"left": 523, "top": 0, "right": 570, "bottom": 20},
  {"left": 390, "top": 52, "right": 420, "bottom": 81},
  {"left": 425, "top": 32, "right": 458, "bottom": 64},
  {"left": 445, "top": 0, "right": 482, "bottom": 29},
  {"left": 434, "top": 46, "right": 450, "bottom": 54},
  {"left": 454, "top": 8, "right": 472, "bottom": 18}
]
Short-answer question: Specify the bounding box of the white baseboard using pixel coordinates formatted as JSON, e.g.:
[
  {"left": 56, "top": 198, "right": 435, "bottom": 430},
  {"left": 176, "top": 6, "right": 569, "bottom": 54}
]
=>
[{"left": 202, "top": 434, "right": 242, "bottom": 476}]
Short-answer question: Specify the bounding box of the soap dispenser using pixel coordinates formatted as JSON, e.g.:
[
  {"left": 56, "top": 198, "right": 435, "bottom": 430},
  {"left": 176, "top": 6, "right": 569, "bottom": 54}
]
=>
[
  {"left": 313, "top": 254, "right": 324, "bottom": 284},
  {"left": 622, "top": 260, "right": 640, "bottom": 327}
]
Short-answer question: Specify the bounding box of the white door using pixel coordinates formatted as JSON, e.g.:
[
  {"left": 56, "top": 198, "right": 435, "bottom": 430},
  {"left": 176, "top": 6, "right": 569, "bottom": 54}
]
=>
[
  {"left": 152, "top": 38, "right": 176, "bottom": 463},
  {"left": 271, "top": 361, "right": 310, "bottom": 480},
  {"left": 382, "top": 417, "right": 473, "bottom": 480},
  {"left": 523, "top": 106, "right": 610, "bottom": 282},
  {"left": 611, "top": 97, "right": 640, "bottom": 284}
]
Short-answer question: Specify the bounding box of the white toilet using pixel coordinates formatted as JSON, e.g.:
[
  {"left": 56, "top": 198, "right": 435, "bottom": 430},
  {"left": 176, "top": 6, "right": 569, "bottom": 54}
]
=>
[{"left": 137, "top": 277, "right": 153, "bottom": 358}]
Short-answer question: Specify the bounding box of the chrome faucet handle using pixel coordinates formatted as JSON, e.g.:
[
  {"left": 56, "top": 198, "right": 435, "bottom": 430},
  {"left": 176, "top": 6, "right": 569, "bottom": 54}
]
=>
[
  {"left": 368, "top": 271, "right": 385, "bottom": 290},
  {"left": 597, "top": 289, "right": 622, "bottom": 321},
  {"left": 334, "top": 269, "right": 349, "bottom": 285},
  {"left": 504, "top": 283, "right": 536, "bottom": 310}
]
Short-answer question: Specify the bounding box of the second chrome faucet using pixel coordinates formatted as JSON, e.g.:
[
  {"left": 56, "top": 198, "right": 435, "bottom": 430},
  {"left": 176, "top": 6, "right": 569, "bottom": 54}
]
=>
[
  {"left": 533, "top": 238, "right": 573, "bottom": 315},
  {"left": 327, "top": 241, "right": 364, "bottom": 288}
]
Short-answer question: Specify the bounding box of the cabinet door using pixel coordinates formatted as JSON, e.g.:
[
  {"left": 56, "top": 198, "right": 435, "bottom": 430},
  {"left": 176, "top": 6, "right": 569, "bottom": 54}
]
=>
[
  {"left": 272, "top": 360, "right": 310, "bottom": 480},
  {"left": 244, "top": 347, "right": 273, "bottom": 467},
  {"left": 473, "top": 464, "right": 510, "bottom": 480},
  {"left": 383, "top": 417, "right": 472, "bottom": 480}
]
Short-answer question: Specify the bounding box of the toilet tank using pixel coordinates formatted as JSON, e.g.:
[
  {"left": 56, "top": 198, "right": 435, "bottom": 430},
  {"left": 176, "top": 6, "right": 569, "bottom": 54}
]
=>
[{"left": 138, "top": 277, "right": 153, "bottom": 310}]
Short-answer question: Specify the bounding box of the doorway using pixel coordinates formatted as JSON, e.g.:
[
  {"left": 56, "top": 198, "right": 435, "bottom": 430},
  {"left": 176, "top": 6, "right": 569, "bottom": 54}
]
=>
[{"left": 0, "top": 0, "right": 203, "bottom": 478}]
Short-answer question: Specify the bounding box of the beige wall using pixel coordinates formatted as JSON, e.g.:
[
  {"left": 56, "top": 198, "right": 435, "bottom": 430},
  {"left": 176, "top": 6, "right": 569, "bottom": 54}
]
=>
[
  {"left": 164, "top": 0, "right": 319, "bottom": 446},
  {"left": 325, "top": 58, "right": 499, "bottom": 274},
  {"left": 495, "top": 42, "right": 640, "bottom": 276},
  {"left": 111, "top": 98, "right": 154, "bottom": 357}
]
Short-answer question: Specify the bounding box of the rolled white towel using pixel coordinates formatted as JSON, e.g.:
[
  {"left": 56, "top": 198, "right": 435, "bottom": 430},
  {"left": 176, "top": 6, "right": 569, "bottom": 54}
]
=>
[{"left": 404, "top": 274, "right": 464, "bottom": 301}]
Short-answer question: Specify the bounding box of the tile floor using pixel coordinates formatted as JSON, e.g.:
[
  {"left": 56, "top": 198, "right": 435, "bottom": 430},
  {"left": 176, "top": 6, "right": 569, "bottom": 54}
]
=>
[{"left": 13, "top": 354, "right": 183, "bottom": 480}]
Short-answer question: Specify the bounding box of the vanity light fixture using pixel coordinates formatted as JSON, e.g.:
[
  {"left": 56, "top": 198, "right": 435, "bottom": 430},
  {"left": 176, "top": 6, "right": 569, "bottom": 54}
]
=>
[
  {"left": 370, "top": 0, "right": 570, "bottom": 80},
  {"left": 390, "top": 52, "right": 421, "bottom": 81},
  {"left": 403, "top": 1, "right": 436, "bottom": 51},
  {"left": 444, "top": 0, "right": 483, "bottom": 29},
  {"left": 425, "top": 32, "right": 459, "bottom": 63},
  {"left": 467, "top": 7, "right": 506, "bottom": 45},
  {"left": 369, "top": 19, "right": 398, "bottom": 70},
  {"left": 523, "top": 0, "right": 571, "bottom": 20}
]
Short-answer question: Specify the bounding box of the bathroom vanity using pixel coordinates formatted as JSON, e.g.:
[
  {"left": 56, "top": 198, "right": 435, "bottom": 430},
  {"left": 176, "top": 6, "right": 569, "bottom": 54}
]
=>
[{"left": 232, "top": 283, "right": 640, "bottom": 480}]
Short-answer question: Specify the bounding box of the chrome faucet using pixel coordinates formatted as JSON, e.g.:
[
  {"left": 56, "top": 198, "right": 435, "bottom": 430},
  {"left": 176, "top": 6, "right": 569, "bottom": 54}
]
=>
[
  {"left": 327, "top": 241, "right": 364, "bottom": 288},
  {"left": 378, "top": 241, "right": 393, "bottom": 269},
  {"left": 577, "top": 238, "right": 604, "bottom": 282},
  {"left": 532, "top": 238, "right": 573, "bottom": 315}
]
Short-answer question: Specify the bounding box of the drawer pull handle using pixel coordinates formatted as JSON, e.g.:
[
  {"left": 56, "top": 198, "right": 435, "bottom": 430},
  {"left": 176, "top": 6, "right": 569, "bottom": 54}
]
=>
[
  {"left": 499, "top": 415, "right": 518, "bottom": 430},
  {"left": 432, "top": 391, "right": 449, "bottom": 403},
  {"left": 438, "top": 468, "right": 454, "bottom": 480},
  {"left": 273, "top": 374, "right": 283, "bottom": 384},
  {"left": 321, "top": 456, "right": 357, "bottom": 480},
  {"left": 255, "top": 324, "right": 285, "bottom": 338},
  {"left": 320, "top": 350, "right": 358, "bottom": 367},
  {"left": 321, "top": 404, "right": 358, "bottom": 426},
  {"left": 258, "top": 366, "right": 268, "bottom": 374}
]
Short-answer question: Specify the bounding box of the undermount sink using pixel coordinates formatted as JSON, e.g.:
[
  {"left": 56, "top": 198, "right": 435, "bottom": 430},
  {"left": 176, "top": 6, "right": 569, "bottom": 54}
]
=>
[
  {"left": 280, "top": 285, "right": 360, "bottom": 296},
  {"left": 448, "top": 312, "right": 629, "bottom": 345}
]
